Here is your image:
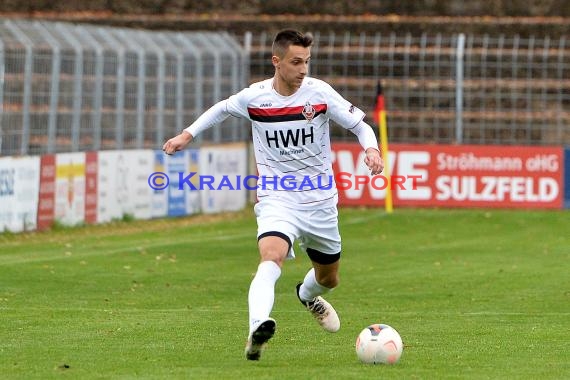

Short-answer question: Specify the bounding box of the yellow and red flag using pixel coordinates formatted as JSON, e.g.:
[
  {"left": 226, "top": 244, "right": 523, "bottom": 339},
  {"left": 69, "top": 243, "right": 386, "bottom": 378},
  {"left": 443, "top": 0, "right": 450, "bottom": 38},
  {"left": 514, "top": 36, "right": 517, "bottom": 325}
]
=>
[{"left": 374, "top": 81, "right": 393, "bottom": 213}]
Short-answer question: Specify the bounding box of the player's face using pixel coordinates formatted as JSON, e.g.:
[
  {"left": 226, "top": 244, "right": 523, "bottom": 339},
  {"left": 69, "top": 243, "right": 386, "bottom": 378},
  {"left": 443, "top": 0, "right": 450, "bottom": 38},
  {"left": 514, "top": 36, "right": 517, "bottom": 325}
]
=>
[{"left": 274, "top": 45, "right": 311, "bottom": 94}]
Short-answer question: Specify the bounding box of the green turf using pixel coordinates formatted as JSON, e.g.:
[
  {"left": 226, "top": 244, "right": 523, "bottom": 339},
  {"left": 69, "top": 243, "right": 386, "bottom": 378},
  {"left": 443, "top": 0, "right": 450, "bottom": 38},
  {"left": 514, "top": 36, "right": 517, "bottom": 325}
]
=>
[{"left": 1, "top": 208, "right": 569, "bottom": 379}]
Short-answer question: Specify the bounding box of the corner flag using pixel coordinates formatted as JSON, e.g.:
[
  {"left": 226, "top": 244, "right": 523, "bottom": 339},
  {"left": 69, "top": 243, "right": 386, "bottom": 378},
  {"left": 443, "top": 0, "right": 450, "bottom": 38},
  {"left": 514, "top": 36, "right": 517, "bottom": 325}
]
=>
[{"left": 374, "top": 81, "right": 393, "bottom": 213}]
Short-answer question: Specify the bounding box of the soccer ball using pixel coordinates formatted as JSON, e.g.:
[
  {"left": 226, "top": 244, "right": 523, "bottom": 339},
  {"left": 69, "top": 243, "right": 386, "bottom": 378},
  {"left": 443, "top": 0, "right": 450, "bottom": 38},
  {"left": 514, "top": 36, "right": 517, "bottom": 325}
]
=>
[{"left": 355, "top": 324, "right": 403, "bottom": 364}]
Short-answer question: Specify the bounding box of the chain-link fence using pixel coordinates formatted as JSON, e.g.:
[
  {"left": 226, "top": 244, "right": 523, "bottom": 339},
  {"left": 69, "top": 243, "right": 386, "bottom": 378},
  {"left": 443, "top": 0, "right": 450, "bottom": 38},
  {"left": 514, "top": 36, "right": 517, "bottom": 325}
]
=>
[
  {"left": 244, "top": 31, "right": 570, "bottom": 146},
  {"left": 0, "top": 19, "right": 248, "bottom": 156},
  {"left": 1, "top": 21, "right": 570, "bottom": 156}
]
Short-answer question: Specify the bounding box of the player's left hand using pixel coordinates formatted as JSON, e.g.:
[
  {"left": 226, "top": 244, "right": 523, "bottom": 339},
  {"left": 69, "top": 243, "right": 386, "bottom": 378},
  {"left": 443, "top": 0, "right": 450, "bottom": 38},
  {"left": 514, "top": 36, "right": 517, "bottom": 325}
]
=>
[{"left": 364, "top": 148, "right": 384, "bottom": 175}]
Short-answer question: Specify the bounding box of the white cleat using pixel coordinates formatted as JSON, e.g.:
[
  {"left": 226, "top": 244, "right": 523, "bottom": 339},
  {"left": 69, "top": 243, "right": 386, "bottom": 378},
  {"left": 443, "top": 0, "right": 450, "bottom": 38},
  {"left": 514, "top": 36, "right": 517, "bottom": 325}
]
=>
[
  {"left": 296, "top": 284, "right": 340, "bottom": 333},
  {"left": 245, "top": 318, "right": 276, "bottom": 360}
]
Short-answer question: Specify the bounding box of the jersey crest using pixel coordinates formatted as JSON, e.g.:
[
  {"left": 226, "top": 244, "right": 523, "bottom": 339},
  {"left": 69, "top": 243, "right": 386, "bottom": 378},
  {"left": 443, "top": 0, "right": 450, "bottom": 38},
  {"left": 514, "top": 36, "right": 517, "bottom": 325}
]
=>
[{"left": 302, "top": 102, "right": 316, "bottom": 122}]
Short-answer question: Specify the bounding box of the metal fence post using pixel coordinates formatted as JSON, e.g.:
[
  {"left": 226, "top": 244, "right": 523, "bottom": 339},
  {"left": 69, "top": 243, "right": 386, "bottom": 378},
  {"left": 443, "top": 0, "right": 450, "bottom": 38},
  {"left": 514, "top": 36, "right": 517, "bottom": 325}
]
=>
[
  {"left": 510, "top": 34, "right": 520, "bottom": 137},
  {"left": 155, "top": 32, "right": 185, "bottom": 134},
  {"left": 372, "top": 33, "right": 381, "bottom": 82},
  {"left": 455, "top": 33, "right": 466, "bottom": 144},
  {"left": 357, "top": 32, "right": 366, "bottom": 80},
  {"left": 403, "top": 33, "right": 412, "bottom": 114},
  {"left": 388, "top": 32, "right": 396, "bottom": 79},
  {"left": 196, "top": 33, "right": 222, "bottom": 142},
  {"left": 0, "top": 26, "right": 5, "bottom": 154},
  {"left": 98, "top": 28, "right": 126, "bottom": 149},
  {"left": 137, "top": 31, "right": 166, "bottom": 148},
  {"left": 525, "top": 36, "right": 535, "bottom": 139},
  {"left": 240, "top": 32, "right": 253, "bottom": 141},
  {"left": 341, "top": 31, "right": 350, "bottom": 95},
  {"left": 176, "top": 33, "right": 203, "bottom": 136},
  {"left": 541, "top": 36, "right": 551, "bottom": 133},
  {"left": 479, "top": 34, "right": 489, "bottom": 137},
  {"left": 117, "top": 29, "right": 146, "bottom": 149},
  {"left": 311, "top": 31, "right": 320, "bottom": 77},
  {"left": 33, "top": 22, "right": 61, "bottom": 153},
  {"left": 5, "top": 20, "right": 33, "bottom": 155},
  {"left": 496, "top": 34, "right": 505, "bottom": 134},
  {"left": 72, "top": 24, "right": 104, "bottom": 151},
  {"left": 219, "top": 33, "right": 245, "bottom": 140},
  {"left": 58, "top": 24, "right": 83, "bottom": 152},
  {"left": 556, "top": 36, "right": 566, "bottom": 142}
]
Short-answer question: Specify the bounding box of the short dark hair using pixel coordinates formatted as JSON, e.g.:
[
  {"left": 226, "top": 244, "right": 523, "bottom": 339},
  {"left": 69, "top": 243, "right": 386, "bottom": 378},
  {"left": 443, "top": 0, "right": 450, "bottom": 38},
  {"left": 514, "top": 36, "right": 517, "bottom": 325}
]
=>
[{"left": 272, "top": 29, "right": 313, "bottom": 58}]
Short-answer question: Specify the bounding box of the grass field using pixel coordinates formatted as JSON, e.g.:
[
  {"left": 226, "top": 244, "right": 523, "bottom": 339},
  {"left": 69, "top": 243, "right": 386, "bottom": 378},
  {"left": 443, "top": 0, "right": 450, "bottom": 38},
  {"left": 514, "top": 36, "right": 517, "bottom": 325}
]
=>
[{"left": 1, "top": 207, "right": 569, "bottom": 379}]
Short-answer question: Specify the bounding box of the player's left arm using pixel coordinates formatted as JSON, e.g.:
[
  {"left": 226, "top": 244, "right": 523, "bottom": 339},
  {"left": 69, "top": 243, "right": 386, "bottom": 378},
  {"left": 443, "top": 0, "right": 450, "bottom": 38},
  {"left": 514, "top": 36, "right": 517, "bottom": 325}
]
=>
[{"left": 364, "top": 147, "right": 383, "bottom": 176}]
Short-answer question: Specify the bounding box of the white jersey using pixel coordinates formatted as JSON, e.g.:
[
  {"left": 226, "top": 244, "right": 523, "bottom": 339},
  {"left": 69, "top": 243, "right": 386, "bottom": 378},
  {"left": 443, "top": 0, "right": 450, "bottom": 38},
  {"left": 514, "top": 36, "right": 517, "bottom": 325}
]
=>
[{"left": 186, "top": 76, "right": 377, "bottom": 210}]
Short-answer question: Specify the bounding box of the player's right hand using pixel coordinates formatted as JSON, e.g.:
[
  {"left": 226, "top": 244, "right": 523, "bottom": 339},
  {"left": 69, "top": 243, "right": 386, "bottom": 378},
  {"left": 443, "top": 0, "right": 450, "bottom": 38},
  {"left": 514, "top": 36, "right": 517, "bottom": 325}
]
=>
[{"left": 162, "top": 131, "right": 193, "bottom": 155}]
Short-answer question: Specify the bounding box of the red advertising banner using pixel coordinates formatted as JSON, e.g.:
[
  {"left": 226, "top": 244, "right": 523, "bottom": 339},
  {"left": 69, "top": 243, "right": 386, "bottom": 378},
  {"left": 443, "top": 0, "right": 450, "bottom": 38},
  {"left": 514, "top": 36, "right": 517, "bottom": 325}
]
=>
[
  {"left": 332, "top": 143, "right": 563, "bottom": 209},
  {"left": 37, "top": 154, "right": 56, "bottom": 230},
  {"left": 84, "top": 152, "right": 98, "bottom": 224}
]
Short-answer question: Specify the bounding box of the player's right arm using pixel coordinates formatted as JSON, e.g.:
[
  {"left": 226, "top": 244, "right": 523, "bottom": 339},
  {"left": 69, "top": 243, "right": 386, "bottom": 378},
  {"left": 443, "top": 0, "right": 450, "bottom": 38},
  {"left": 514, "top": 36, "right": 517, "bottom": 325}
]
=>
[
  {"left": 162, "top": 130, "right": 194, "bottom": 155},
  {"left": 162, "top": 88, "right": 252, "bottom": 155},
  {"left": 162, "top": 99, "right": 231, "bottom": 155}
]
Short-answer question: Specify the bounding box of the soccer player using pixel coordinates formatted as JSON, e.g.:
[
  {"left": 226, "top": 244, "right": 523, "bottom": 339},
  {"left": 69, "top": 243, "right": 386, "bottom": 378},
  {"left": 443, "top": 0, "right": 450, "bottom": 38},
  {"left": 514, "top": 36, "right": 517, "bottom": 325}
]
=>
[{"left": 163, "top": 29, "right": 383, "bottom": 360}]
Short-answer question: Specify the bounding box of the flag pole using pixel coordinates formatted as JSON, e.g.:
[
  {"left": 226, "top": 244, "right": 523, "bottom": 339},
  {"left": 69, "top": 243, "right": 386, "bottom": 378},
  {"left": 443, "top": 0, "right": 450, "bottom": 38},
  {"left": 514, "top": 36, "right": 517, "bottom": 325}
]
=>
[{"left": 375, "top": 81, "right": 393, "bottom": 214}]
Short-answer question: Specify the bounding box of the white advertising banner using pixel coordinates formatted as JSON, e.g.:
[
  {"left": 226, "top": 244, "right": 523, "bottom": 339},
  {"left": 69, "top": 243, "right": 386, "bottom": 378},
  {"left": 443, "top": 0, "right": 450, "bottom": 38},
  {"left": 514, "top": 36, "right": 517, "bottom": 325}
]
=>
[
  {"left": 152, "top": 150, "right": 169, "bottom": 219},
  {"left": 152, "top": 149, "right": 201, "bottom": 218},
  {"left": 185, "top": 149, "right": 201, "bottom": 215},
  {"left": 0, "top": 156, "right": 41, "bottom": 232},
  {"left": 199, "top": 143, "right": 248, "bottom": 214},
  {"left": 97, "top": 150, "right": 154, "bottom": 223}
]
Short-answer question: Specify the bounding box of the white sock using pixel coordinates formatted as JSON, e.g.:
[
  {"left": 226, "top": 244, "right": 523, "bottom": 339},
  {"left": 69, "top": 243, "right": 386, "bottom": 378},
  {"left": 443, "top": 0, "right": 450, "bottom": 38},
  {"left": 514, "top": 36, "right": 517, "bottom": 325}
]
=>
[
  {"left": 298, "top": 268, "right": 332, "bottom": 302},
  {"left": 248, "top": 260, "right": 281, "bottom": 335}
]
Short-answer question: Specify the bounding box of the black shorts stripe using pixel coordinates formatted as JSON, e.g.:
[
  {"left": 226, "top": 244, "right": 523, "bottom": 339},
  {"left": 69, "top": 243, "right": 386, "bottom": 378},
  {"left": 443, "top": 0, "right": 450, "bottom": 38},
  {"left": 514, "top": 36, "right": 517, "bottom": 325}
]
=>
[
  {"left": 307, "top": 248, "right": 341, "bottom": 265},
  {"left": 258, "top": 231, "right": 292, "bottom": 252}
]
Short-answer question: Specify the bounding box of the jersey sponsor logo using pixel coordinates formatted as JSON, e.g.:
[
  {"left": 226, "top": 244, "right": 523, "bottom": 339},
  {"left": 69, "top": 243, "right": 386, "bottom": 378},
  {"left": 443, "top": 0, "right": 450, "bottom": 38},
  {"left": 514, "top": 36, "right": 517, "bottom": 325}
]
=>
[
  {"left": 247, "top": 104, "right": 327, "bottom": 123},
  {"left": 265, "top": 126, "right": 314, "bottom": 148},
  {"left": 259, "top": 103, "right": 272, "bottom": 107}
]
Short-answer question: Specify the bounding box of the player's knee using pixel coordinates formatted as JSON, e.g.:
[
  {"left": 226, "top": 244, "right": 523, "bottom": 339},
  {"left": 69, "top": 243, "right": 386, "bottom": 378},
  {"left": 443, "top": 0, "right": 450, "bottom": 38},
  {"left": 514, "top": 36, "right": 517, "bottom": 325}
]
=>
[
  {"left": 261, "top": 255, "right": 284, "bottom": 267},
  {"left": 258, "top": 234, "right": 290, "bottom": 267},
  {"left": 259, "top": 247, "right": 287, "bottom": 267}
]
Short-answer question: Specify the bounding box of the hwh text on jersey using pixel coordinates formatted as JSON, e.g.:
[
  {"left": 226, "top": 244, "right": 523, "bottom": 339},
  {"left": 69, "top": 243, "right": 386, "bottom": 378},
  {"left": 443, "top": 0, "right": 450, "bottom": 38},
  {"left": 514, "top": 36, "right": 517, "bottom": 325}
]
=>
[{"left": 265, "top": 126, "right": 314, "bottom": 148}]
